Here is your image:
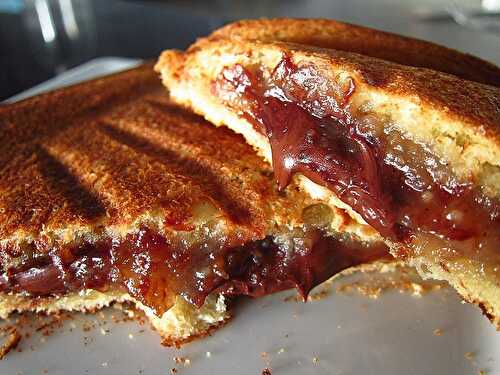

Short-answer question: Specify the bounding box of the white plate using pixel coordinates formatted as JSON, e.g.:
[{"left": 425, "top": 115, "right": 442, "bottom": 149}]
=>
[
  {"left": 3, "top": 57, "right": 142, "bottom": 104},
  {"left": 1, "top": 58, "right": 498, "bottom": 375}
]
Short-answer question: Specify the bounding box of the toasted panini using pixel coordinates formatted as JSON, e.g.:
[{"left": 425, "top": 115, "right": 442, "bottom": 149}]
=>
[
  {"left": 0, "top": 63, "right": 390, "bottom": 344},
  {"left": 156, "top": 19, "right": 500, "bottom": 327}
]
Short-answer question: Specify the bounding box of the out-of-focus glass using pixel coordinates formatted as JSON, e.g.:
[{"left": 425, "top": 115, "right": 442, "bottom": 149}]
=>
[
  {"left": 22, "top": 0, "right": 97, "bottom": 73},
  {"left": 447, "top": 0, "right": 500, "bottom": 34}
]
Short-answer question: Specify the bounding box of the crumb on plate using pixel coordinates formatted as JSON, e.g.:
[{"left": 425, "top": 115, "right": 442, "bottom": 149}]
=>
[{"left": 0, "top": 328, "right": 21, "bottom": 360}]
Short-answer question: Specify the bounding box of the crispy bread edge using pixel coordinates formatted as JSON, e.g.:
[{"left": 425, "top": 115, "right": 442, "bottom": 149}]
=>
[
  {"left": 0, "top": 290, "right": 230, "bottom": 344},
  {"left": 206, "top": 18, "right": 500, "bottom": 87}
]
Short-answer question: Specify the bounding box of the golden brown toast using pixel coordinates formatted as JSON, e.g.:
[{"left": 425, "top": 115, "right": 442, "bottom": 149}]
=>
[
  {"left": 0, "top": 63, "right": 390, "bottom": 344},
  {"left": 208, "top": 18, "right": 500, "bottom": 87},
  {"left": 156, "top": 19, "right": 500, "bottom": 328}
]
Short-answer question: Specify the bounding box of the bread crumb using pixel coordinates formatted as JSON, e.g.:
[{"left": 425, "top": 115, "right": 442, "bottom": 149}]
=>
[
  {"left": 262, "top": 368, "right": 272, "bottom": 375},
  {"left": 284, "top": 294, "right": 301, "bottom": 302},
  {"left": 307, "top": 286, "right": 333, "bottom": 301},
  {"left": 433, "top": 328, "right": 443, "bottom": 336},
  {"left": 82, "top": 323, "right": 93, "bottom": 332},
  {"left": 312, "top": 357, "right": 319, "bottom": 363},
  {"left": 464, "top": 351, "right": 475, "bottom": 361},
  {"left": 0, "top": 328, "right": 21, "bottom": 360},
  {"left": 479, "top": 370, "right": 487, "bottom": 375},
  {"left": 260, "top": 352, "right": 268, "bottom": 359},
  {"left": 173, "top": 356, "right": 191, "bottom": 366},
  {"left": 170, "top": 368, "right": 178, "bottom": 374}
]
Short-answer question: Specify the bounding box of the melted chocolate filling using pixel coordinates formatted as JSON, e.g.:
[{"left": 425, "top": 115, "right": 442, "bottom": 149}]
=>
[
  {"left": 0, "top": 228, "right": 388, "bottom": 315},
  {"left": 213, "top": 57, "right": 499, "bottom": 266}
]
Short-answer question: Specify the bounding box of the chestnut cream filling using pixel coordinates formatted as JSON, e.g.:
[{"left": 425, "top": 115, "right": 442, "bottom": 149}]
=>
[
  {"left": 0, "top": 226, "right": 388, "bottom": 316},
  {"left": 213, "top": 56, "right": 500, "bottom": 274}
]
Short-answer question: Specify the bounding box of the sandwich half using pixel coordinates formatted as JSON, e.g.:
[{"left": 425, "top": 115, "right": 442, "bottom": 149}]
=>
[
  {"left": 0, "top": 63, "right": 390, "bottom": 345},
  {"left": 156, "top": 19, "right": 500, "bottom": 327}
]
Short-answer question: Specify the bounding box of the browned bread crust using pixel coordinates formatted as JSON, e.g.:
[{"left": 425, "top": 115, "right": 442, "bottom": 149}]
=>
[
  {"left": 208, "top": 18, "right": 500, "bottom": 87},
  {"left": 0, "top": 64, "right": 318, "bottom": 248}
]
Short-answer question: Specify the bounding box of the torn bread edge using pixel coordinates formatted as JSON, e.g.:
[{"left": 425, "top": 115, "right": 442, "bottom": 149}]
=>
[{"left": 0, "top": 290, "right": 230, "bottom": 347}]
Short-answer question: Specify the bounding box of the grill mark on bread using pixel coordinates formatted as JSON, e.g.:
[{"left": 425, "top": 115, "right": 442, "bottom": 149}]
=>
[
  {"left": 0, "top": 75, "right": 158, "bottom": 173},
  {"left": 0, "top": 144, "right": 107, "bottom": 237},
  {"left": 98, "top": 122, "right": 253, "bottom": 225},
  {"left": 35, "top": 146, "right": 107, "bottom": 221},
  {"left": 0, "top": 71, "right": 161, "bottom": 237},
  {"left": 146, "top": 99, "right": 207, "bottom": 122}
]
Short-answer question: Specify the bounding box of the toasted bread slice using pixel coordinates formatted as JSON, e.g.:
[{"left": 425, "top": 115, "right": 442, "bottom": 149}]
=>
[
  {"left": 0, "top": 63, "right": 390, "bottom": 344},
  {"left": 156, "top": 19, "right": 500, "bottom": 327},
  {"left": 208, "top": 18, "right": 500, "bottom": 87}
]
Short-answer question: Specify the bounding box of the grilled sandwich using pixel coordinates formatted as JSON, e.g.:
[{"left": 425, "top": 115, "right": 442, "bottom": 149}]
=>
[
  {"left": 0, "top": 63, "right": 391, "bottom": 345},
  {"left": 156, "top": 19, "right": 500, "bottom": 328}
]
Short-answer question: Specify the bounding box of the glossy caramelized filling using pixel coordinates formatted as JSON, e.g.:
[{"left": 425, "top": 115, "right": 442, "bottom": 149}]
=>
[
  {"left": 213, "top": 56, "right": 500, "bottom": 269},
  {"left": 0, "top": 227, "right": 388, "bottom": 315}
]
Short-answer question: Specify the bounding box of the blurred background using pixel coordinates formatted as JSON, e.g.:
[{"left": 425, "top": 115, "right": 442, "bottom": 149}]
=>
[{"left": 1, "top": 0, "right": 499, "bottom": 101}]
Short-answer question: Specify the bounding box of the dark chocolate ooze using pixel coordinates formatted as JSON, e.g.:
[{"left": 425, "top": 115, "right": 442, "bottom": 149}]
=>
[
  {"left": 214, "top": 56, "right": 499, "bottom": 263},
  {"left": 0, "top": 228, "right": 388, "bottom": 315}
]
